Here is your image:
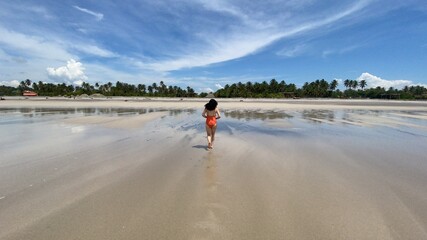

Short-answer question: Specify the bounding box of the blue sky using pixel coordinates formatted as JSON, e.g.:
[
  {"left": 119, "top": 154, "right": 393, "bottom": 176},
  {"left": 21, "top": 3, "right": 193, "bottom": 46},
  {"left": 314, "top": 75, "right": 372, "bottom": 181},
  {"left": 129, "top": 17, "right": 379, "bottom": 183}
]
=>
[{"left": 0, "top": 0, "right": 426, "bottom": 92}]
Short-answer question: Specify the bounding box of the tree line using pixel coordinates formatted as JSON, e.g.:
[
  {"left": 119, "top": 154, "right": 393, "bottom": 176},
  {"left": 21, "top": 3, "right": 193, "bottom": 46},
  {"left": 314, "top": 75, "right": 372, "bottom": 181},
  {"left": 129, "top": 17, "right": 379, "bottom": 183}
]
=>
[
  {"left": 1, "top": 78, "right": 426, "bottom": 100},
  {"left": 0, "top": 79, "right": 197, "bottom": 97},
  {"left": 215, "top": 79, "right": 427, "bottom": 100}
]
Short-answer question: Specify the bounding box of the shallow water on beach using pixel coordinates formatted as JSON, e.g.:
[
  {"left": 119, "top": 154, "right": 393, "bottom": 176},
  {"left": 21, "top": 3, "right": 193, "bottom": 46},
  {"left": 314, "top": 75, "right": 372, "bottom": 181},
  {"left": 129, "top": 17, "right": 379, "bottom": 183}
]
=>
[
  {"left": 1, "top": 107, "right": 426, "bottom": 183},
  {"left": 1, "top": 107, "right": 426, "bottom": 187},
  {"left": 1, "top": 107, "right": 427, "bottom": 239}
]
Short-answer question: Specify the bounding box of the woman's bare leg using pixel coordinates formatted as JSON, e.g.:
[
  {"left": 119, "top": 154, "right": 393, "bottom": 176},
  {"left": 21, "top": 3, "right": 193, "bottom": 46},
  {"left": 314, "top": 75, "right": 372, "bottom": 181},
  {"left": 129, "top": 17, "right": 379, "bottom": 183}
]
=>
[
  {"left": 205, "top": 124, "right": 213, "bottom": 148},
  {"left": 211, "top": 125, "right": 217, "bottom": 148}
]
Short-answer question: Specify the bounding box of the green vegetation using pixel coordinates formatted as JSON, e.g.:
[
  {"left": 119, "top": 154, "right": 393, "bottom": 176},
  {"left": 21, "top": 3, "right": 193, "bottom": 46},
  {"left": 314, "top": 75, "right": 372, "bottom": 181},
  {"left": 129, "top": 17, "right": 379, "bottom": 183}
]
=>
[
  {"left": 1, "top": 78, "right": 426, "bottom": 100},
  {"left": 1, "top": 80, "right": 196, "bottom": 98},
  {"left": 215, "top": 79, "right": 427, "bottom": 100}
]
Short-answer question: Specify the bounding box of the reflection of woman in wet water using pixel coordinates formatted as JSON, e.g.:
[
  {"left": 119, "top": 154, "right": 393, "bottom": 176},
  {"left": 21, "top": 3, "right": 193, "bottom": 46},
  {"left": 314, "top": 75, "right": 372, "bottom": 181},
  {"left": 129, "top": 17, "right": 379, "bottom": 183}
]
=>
[{"left": 202, "top": 99, "right": 221, "bottom": 149}]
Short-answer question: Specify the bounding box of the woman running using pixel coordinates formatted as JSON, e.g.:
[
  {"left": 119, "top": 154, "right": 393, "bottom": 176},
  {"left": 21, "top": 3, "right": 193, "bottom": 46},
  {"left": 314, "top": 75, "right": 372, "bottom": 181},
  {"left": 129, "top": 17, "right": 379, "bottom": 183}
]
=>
[{"left": 202, "top": 99, "right": 221, "bottom": 149}]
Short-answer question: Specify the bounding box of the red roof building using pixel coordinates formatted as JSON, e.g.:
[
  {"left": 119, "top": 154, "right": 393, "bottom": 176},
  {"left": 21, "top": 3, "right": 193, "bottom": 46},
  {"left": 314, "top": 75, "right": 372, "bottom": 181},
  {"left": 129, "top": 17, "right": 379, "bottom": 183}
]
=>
[{"left": 23, "top": 90, "right": 38, "bottom": 96}]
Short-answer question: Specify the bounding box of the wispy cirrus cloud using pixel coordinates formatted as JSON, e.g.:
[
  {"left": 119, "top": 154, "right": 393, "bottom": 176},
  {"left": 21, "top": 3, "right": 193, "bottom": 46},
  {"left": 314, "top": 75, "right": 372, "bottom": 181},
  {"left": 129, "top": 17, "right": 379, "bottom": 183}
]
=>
[
  {"left": 322, "top": 45, "right": 362, "bottom": 58},
  {"left": 144, "top": 31, "right": 283, "bottom": 71},
  {"left": 0, "top": 0, "right": 384, "bottom": 75},
  {"left": 141, "top": 0, "right": 373, "bottom": 71},
  {"left": 0, "top": 26, "right": 72, "bottom": 60},
  {"left": 1, "top": 0, "right": 425, "bottom": 88},
  {"left": 73, "top": 44, "right": 117, "bottom": 58},
  {"left": 0, "top": 25, "right": 155, "bottom": 86},
  {"left": 73, "top": 6, "right": 104, "bottom": 21},
  {"left": 277, "top": 44, "right": 309, "bottom": 58}
]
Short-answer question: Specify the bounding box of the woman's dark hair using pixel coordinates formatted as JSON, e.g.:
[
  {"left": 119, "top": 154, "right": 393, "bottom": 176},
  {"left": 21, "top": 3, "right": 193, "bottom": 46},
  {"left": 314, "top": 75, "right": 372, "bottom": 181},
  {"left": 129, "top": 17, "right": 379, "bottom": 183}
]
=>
[{"left": 204, "top": 99, "right": 218, "bottom": 111}]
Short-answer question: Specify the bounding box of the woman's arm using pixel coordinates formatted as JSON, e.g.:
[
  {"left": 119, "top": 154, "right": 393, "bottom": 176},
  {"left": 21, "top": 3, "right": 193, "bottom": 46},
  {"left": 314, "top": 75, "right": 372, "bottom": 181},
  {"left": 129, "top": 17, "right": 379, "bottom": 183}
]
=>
[
  {"left": 202, "top": 108, "right": 207, "bottom": 118},
  {"left": 216, "top": 108, "right": 221, "bottom": 119}
]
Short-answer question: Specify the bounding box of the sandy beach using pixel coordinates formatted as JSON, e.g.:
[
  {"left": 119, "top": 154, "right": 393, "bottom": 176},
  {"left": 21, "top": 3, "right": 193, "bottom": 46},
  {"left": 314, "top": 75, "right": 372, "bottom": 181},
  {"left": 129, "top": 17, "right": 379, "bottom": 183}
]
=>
[
  {"left": 1, "top": 98, "right": 427, "bottom": 239},
  {"left": 2, "top": 96, "right": 427, "bottom": 110}
]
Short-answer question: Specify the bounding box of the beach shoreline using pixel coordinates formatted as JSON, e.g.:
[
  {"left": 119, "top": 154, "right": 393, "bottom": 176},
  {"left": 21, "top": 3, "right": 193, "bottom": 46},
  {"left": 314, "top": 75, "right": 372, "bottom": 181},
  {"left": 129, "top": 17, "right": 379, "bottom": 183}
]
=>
[
  {"left": 1, "top": 99, "right": 427, "bottom": 239},
  {"left": 1, "top": 97, "right": 427, "bottom": 110}
]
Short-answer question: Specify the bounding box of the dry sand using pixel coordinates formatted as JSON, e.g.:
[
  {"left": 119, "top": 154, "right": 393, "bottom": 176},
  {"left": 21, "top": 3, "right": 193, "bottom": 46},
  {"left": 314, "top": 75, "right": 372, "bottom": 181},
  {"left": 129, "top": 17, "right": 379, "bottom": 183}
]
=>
[
  {"left": 1, "top": 98, "right": 427, "bottom": 239},
  {"left": 2, "top": 96, "right": 427, "bottom": 110}
]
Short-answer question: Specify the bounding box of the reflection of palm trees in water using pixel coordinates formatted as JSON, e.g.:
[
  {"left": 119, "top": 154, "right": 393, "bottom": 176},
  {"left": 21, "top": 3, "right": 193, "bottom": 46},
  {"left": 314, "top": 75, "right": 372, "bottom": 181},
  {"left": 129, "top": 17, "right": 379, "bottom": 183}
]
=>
[
  {"left": 301, "top": 109, "right": 335, "bottom": 123},
  {"left": 223, "top": 110, "right": 292, "bottom": 121}
]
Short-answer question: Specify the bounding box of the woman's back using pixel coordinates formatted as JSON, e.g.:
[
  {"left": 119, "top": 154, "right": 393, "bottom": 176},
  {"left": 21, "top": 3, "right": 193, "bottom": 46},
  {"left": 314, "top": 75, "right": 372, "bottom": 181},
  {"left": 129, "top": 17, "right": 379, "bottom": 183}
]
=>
[{"left": 205, "top": 109, "right": 216, "bottom": 116}]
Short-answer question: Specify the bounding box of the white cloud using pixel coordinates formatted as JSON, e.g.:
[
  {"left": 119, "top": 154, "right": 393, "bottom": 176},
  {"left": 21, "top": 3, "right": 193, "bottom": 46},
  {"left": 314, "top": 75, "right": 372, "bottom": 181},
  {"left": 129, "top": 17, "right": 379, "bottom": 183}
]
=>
[
  {"left": 73, "top": 6, "right": 104, "bottom": 21},
  {"left": 76, "top": 28, "right": 88, "bottom": 34},
  {"left": 74, "top": 44, "right": 116, "bottom": 58},
  {"left": 145, "top": 32, "right": 283, "bottom": 71},
  {"left": 4, "top": 0, "right": 420, "bottom": 89},
  {"left": 201, "top": 87, "right": 214, "bottom": 93},
  {"left": 0, "top": 80, "right": 20, "bottom": 87},
  {"left": 47, "top": 59, "right": 88, "bottom": 82},
  {"left": 73, "top": 80, "right": 84, "bottom": 86},
  {"left": 83, "top": 61, "right": 167, "bottom": 84},
  {"left": 0, "top": 26, "right": 120, "bottom": 84},
  {"left": 322, "top": 45, "right": 361, "bottom": 58},
  {"left": 196, "top": 0, "right": 274, "bottom": 29},
  {"left": 0, "top": 26, "right": 72, "bottom": 60},
  {"left": 334, "top": 78, "right": 343, "bottom": 85},
  {"left": 28, "top": 6, "right": 54, "bottom": 19},
  {"left": 143, "top": 0, "right": 372, "bottom": 72},
  {"left": 357, "top": 72, "right": 425, "bottom": 89},
  {"left": 277, "top": 44, "right": 308, "bottom": 57},
  {"left": 215, "top": 83, "right": 224, "bottom": 89}
]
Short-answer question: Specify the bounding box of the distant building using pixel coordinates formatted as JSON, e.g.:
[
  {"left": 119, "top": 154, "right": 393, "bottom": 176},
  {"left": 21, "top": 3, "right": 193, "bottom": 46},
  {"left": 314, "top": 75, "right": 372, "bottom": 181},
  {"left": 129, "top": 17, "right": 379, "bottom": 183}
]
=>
[
  {"left": 23, "top": 90, "right": 38, "bottom": 96},
  {"left": 205, "top": 93, "right": 215, "bottom": 98}
]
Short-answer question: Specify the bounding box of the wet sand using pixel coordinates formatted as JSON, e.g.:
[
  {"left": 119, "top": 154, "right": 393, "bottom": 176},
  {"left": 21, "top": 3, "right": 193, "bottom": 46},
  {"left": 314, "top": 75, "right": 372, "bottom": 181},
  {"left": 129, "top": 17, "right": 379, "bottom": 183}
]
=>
[
  {"left": 1, "top": 99, "right": 427, "bottom": 239},
  {"left": 2, "top": 96, "right": 427, "bottom": 110}
]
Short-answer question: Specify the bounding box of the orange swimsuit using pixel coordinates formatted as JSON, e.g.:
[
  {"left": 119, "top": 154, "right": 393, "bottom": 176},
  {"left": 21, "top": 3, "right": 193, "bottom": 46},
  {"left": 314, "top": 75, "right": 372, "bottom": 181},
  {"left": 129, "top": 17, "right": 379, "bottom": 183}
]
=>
[{"left": 206, "top": 115, "right": 217, "bottom": 128}]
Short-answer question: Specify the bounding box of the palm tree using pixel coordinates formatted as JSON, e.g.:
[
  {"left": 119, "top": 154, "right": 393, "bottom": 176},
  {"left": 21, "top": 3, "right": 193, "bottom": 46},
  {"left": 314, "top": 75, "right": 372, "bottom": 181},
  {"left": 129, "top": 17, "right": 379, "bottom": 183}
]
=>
[
  {"left": 269, "top": 79, "right": 278, "bottom": 94},
  {"left": 168, "top": 86, "right": 173, "bottom": 96},
  {"left": 19, "top": 80, "right": 26, "bottom": 91},
  {"left": 330, "top": 80, "right": 338, "bottom": 91},
  {"left": 245, "top": 81, "right": 253, "bottom": 97},
  {"left": 186, "top": 86, "right": 195, "bottom": 97},
  {"left": 32, "top": 82, "right": 38, "bottom": 92},
  {"left": 159, "top": 81, "right": 166, "bottom": 95},
  {"left": 138, "top": 84, "right": 146, "bottom": 95},
  {"left": 279, "top": 80, "right": 286, "bottom": 93},
  {"left": 319, "top": 79, "right": 329, "bottom": 97},
  {"left": 403, "top": 86, "right": 409, "bottom": 93},
  {"left": 81, "top": 82, "right": 92, "bottom": 94},
  {"left": 359, "top": 80, "right": 367, "bottom": 90},
  {"left": 351, "top": 80, "right": 358, "bottom": 90},
  {"left": 261, "top": 81, "right": 268, "bottom": 96},
  {"left": 151, "top": 82, "right": 157, "bottom": 95},
  {"left": 344, "top": 79, "right": 350, "bottom": 90},
  {"left": 25, "top": 79, "right": 32, "bottom": 89}
]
